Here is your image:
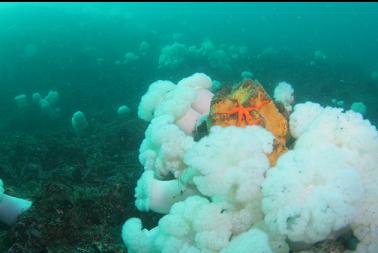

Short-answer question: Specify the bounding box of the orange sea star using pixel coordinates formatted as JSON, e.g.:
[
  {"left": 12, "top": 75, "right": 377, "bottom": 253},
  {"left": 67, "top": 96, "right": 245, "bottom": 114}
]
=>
[
  {"left": 215, "top": 100, "right": 270, "bottom": 127},
  {"left": 208, "top": 79, "right": 288, "bottom": 166}
]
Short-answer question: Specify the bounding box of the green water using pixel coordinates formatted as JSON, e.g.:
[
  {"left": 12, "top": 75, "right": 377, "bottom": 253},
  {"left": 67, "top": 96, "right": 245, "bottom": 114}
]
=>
[
  {"left": 0, "top": 3, "right": 377, "bottom": 126},
  {"left": 0, "top": 3, "right": 378, "bottom": 252}
]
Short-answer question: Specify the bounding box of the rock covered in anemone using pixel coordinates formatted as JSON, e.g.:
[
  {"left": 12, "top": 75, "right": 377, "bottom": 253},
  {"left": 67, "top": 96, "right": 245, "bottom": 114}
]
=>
[{"left": 121, "top": 73, "right": 378, "bottom": 253}]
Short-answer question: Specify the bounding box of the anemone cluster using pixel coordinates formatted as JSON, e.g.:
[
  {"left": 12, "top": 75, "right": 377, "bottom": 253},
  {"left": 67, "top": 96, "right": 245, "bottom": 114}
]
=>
[
  {"left": 0, "top": 179, "right": 32, "bottom": 226},
  {"left": 122, "top": 73, "right": 378, "bottom": 253}
]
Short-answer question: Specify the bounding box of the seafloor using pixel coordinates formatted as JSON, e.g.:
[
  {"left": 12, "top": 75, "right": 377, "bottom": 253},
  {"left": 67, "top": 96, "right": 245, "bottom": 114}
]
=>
[{"left": 0, "top": 116, "right": 162, "bottom": 252}]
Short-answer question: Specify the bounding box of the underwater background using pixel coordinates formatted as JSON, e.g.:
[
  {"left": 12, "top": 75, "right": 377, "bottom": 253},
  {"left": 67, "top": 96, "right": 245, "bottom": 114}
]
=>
[{"left": 0, "top": 2, "right": 378, "bottom": 252}]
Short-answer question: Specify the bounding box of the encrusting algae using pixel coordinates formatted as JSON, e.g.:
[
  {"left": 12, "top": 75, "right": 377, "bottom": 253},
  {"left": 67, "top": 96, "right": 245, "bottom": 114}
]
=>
[{"left": 208, "top": 79, "right": 288, "bottom": 165}]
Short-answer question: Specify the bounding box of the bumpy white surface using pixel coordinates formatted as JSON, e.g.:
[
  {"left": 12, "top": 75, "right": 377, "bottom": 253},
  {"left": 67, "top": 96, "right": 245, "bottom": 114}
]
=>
[
  {"left": 273, "top": 81, "right": 294, "bottom": 112},
  {"left": 220, "top": 227, "right": 273, "bottom": 253},
  {"left": 289, "top": 102, "right": 323, "bottom": 139},
  {"left": 154, "top": 196, "right": 233, "bottom": 253},
  {"left": 139, "top": 115, "right": 194, "bottom": 179},
  {"left": 184, "top": 126, "right": 274, "bottom": 233},
  {"left": 220, "top": 221, "right": 290, "bottom": 253},
  {"left": 353, "top": 188, "right": 378, "bottom": 253},
  {"left": 177, "top": 72, "right": 212, "bottom": 90},
  {"left": 262, "top": 145, "right": 364, "bottom": 244},
  {"left": 134, "top": 170, "right": 196, "bottom": 214},
  {"left": 137, "top": 80, "right": 176, "bottom": 121},
  {"left": 154, "top": 84, "right": 196, "bottom": 120},
  {"left": 122, "top": 217, "right": 159, "bottom": 253},
  {"left": 138, "top": 74, "right": 213, "bottom": 125},
  {"left": 283, "top": 102, "right": 378, "bottom": 247},
  {"left": 126, "top": 88, "right": 378, "bottom": 252},
  {"left": 185, "top": 126, "right": 273, "bottom": 205}
]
